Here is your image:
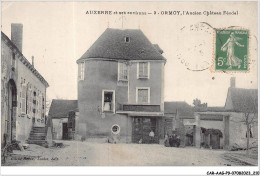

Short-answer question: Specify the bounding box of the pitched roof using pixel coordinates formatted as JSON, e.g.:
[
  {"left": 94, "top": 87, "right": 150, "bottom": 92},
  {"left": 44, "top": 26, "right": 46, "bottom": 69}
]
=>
[
  {"left": 77, "top": 28, "right": 166, "bottom": 62},
  {"left": 164, "top": 101, "right": 194, "bottom": 118},
  {"left": 226, "top": 88, "right": 258, "bottom": 113},
  {"left": 1, "top": 31, "right": 49, "bottom": 87},
  {"left": 153, "top": 44, "right": 163, "bottom": 54},
  {"left": 48, "top": 99, "right": 78, "bottom": 118}
]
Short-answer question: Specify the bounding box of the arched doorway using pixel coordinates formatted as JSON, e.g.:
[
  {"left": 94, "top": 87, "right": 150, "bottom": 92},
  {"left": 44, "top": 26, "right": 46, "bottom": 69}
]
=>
[{"left": 7, "top": 79, "right": 17, "bottom": 143}]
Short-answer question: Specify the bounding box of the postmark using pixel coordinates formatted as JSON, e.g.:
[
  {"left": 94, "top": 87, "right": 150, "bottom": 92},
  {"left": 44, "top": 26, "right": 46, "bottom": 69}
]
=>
[
  {"left": 214, "top": 29, "right": 249, "bottom": 72},
  {"left": 176, "top": 22, "right": 214, "bottom": 71}
]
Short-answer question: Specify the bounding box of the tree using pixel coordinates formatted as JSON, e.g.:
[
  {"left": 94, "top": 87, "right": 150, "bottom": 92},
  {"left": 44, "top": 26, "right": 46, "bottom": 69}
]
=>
[
  {"left": 238, "top": 94, "right": 258, "bottom": 155},
  {"left": 242, "top": 111, "right": 257, "bottom": 155},
  {"left": 193, "top": 98, "right": 207, "bottom": 109}
]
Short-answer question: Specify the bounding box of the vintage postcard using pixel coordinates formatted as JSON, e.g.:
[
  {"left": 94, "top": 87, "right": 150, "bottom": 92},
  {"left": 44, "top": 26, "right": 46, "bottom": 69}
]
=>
[{"left": 1, "top": 1, "right": 259, "bottom": 175}]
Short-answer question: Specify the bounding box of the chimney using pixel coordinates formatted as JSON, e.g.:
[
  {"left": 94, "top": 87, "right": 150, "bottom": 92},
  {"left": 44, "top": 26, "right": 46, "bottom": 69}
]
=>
[
  {"left": 31, "top": 56, "right": 34, "bottom": 67},
  {"left": 230, "top": 77, "right": 236, "bottom": 88},
  {"left": 11, "top": 23, "right": 23, "bottom": 52}
]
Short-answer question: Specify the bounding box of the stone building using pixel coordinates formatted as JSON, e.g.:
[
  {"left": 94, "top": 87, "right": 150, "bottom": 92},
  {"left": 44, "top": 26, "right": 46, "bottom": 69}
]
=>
[
  {"left": 194, "top": 78, "right": 258, "bottom": 150},
  {"left": 76, "top": 28, "right": 166, "bottom": 143},
  {"left": 1, "top": 24, "right": 49, "bottom": 147},
  {"left": 48, "top": 99, "right": 78, "bottom": 140}
]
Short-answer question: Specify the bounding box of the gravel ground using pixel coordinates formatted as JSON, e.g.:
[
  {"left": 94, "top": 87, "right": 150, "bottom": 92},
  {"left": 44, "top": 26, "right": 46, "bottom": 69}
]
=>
[{"left": 3, "top": 140, "right": 240, "bottom": 166}]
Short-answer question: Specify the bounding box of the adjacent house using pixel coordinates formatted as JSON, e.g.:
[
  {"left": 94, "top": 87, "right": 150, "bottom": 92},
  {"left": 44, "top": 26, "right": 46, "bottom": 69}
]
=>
[
  {"left": 48, "top": 99, "right": 78, "bottom": 140},
  {"left": 76, "top": 28, "right": 166, "bottom": 143},
  {"left": 1, "top": 24, "right": 49, "bottom": 147},
  {"left": 194, "top": 78, "right": 258, "bottom": 150}
]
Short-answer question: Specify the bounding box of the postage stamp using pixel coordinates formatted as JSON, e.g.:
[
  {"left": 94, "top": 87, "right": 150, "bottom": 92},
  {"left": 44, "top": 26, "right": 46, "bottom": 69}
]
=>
[{"left": 214, "top": 29, "right": 249, "bottom": 71}]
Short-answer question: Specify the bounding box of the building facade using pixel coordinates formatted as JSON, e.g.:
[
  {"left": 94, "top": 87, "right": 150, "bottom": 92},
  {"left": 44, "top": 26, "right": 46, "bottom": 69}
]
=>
[
  {"left": 76, "top": 28, "right": 166, "bottom": 143},
  {"left": 194, "top": 78, "right": 258, "bottom": 150},
  {"left": 1, "top": 24, "right": 49, "bottom": 147},
  {"left": 48, "top": 99, "right": 78, "bottom": 140}
]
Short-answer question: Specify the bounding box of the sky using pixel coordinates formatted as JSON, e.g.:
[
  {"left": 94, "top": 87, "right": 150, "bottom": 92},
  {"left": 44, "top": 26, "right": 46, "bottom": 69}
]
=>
[{"left": 1, "top": 2, "right": 258, "bottom": 107}]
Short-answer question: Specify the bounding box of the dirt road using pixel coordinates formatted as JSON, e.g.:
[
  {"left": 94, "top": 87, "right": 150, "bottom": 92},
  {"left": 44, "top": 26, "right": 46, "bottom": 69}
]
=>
[{"left": 4, "top": 140, "right": 239, "bottom": 166}]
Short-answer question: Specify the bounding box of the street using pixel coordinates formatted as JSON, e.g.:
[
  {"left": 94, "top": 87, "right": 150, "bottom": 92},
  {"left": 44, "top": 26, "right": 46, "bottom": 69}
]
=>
[{"left": 3, "top": 141, "right": 245, "bottom": 166}]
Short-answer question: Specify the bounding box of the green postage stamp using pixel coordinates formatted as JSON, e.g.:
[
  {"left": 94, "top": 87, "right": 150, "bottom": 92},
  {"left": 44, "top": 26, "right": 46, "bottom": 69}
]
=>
[{"left": 215, "top": 29, "right": 249, "bottom": 71}]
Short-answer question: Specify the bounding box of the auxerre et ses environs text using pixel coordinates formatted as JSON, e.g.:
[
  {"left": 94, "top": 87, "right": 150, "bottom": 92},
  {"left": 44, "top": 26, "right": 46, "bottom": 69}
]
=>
[{"left": 85, "top": 10, "right": 239, "bottom": 16}]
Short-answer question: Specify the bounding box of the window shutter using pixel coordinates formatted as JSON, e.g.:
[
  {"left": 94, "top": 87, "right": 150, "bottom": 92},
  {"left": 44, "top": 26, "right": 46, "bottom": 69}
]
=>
[
  {"left": 79, "top": 62, "right": 85, "bottom": 80},
  {"left": 139, "top": 63, "right": 144, "bottom": 77},
  {"left": 143, "top": 63, "right": 148, "bottom": 77},
  {"left": 138, "top": 89, "right": 148, "bottom": 103},
  {"left": 118, "top": 63, "right": 128, "bottom": 81},
  {"left": 38, "top": 94, "right": 41, "bottom": 118},
  {"left": 119, "top": 63, "right": 124, "bottom": 80},
  {"left": 123, "top": 68, "right": 128, "bottom": 79},
  {"left": 21, "top": 85, "right": 26, "bottom": 113}
]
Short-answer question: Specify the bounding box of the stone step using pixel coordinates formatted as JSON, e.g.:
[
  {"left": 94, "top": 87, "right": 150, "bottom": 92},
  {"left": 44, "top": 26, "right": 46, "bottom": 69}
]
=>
[
  {"left": 28, "top": 126, "right": 48, "bottom": 147},
  {"left": 30, "top": 132, "right": 46, "bottom": 135},
  {"left": 29, "top": 134, "right": 46, "bottom": 138},
  {"left": 32, "top": 127, "right": 46, "bottom": 129},
  {"left": 29, "top": 136, "right": 46, "bottom": 140},
  {"left": 27, "top": 140, "right": 48, "bottom": 145},
  {"left": 32, "top": 129, "right": 46, "bottom": 131},
  {"left": 30, "top": 131, "right": 46, "bottom": 135}
]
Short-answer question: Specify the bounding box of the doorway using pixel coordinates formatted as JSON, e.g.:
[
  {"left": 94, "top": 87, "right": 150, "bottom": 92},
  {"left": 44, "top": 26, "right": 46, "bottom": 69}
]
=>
[
  {"left": 62, "top": 123, "right": 68, "bottom": 140},
  {"left": 7, "top": 79, "right": 17, "bottom": 143},
  {"left": 132, "top": 117, "right": 159, "bottom": 144},
  {"left": 210, "top": 134, "right": 220, "bottom": 149}
]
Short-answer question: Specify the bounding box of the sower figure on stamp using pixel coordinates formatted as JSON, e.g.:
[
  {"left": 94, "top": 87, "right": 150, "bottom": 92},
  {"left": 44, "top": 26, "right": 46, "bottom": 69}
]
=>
[{"left": 221, "top": 32, "right": 244, "bottom": 69}]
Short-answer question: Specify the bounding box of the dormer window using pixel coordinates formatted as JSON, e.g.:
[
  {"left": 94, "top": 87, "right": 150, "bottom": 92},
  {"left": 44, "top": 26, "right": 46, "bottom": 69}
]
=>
[{"left": 125, "top": 37, "right": 130, "bottom": 43}]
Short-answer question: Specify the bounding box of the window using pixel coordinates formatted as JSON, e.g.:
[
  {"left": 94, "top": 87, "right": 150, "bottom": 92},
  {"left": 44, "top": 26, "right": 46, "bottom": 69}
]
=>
[
  {"left": 20, "top": 77, "right": 23, "bottom": 87},
  {"left": 136, "top": 87, "right": 150, "bottom": 104},
  {"left": 137, "top": 62, "right": 150, "bottom": 79},
  {"left": 125, "top": 37, "right": 130, "bottom": 43},
  {"left": 118, "top": 62, "right": 128, "bottom": 81},
  {"left": 102, "top": 90, "right": 115, "bottom": 113},
  {"left": 78, "top": 62, "right": 85, "bottom": 80},
  {"left": 11, "top": 53, "right": 16, "bottom": 71},
  {"left": 21, "top": 85, "right": 26, "bottom": 113},
  {"left": 111, "top": 124, "right": 120, "bottom": 134}
]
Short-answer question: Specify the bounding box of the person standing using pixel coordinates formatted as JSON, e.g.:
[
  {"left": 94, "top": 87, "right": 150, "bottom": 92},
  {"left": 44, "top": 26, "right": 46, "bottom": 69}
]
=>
[
  {"left": 149, "top": 130, "right": 155, "bottom": 144},
  {"left": 164, "top": 133, "right": 170, "bottom": 147}
]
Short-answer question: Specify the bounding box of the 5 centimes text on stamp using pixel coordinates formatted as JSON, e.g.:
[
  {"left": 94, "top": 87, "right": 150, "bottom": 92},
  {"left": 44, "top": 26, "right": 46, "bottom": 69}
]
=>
[{"left": 214, "top": 29, "right": 249, "bottom": 71}]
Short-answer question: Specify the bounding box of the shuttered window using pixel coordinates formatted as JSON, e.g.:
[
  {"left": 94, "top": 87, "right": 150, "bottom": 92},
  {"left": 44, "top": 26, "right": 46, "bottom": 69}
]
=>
[
  {"left": 118, "top": 62, "right": 128, "bottom": 81},
  {"left": 39, "top": 94, "right": 42, "bottom": 118},
  {"left": 21, "top": 85, "right": 26, "bottom": 113},
  {"left": 137, "top": 88, "right": 150, "bottom": 104},
  {"left": 138, "top": 62, "right": 149, "bottom": 79},
  {"left": 78, "top": 62, "right": 85, "bottom": 80}
]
